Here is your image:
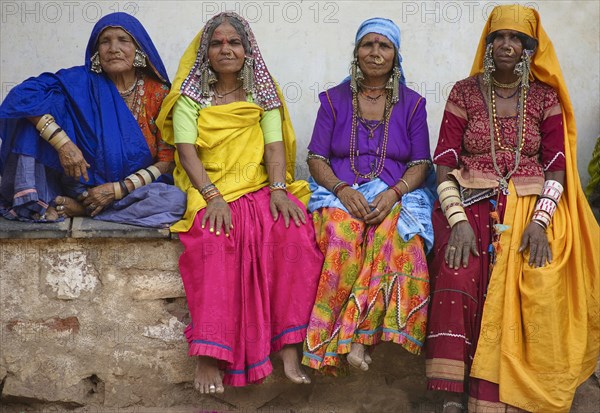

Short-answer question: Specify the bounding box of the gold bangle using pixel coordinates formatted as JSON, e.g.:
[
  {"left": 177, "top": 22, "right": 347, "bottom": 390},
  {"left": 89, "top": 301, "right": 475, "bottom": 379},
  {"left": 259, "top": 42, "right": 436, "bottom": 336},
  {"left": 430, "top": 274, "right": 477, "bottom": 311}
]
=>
[
  {"left": 49, "top": 131, "right": 71, "bottom": 150},
  {"left": 113, "top": 182, "right": 123, "bottom": 200},
  {"left": 399, "top": 178, "right": 410, "bottom": 194},
  {"left": 448, "top": 212, "right": 468, "bottom": 227},
  {"left": 40, "top": 122, "right": 61, "bottom": 141},
  {"left": 136, "top": 169, "right": 153, "bottom": 186},
  {"left": 35, "top": 114, "right": 54, "bottom": 131}
]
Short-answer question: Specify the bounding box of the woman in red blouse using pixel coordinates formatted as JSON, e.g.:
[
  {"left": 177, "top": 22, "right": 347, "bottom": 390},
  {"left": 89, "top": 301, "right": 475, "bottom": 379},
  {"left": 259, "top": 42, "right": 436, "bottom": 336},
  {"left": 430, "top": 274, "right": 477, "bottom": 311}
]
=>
[{"left": 426, "top": 5, "right": 599, "bottom": 412}]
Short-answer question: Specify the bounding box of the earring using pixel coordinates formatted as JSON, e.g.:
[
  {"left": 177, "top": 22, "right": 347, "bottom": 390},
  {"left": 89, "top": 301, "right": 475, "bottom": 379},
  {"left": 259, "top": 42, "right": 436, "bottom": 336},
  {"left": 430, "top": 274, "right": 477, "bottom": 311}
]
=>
[
  {"left": 350, "top": 59, "right": 364, "bottom": 93},
  {"left": 238, "top": 57, "right": 255, "bottom": 93},
  {"left": 200, "top": 60, "right": 218, "bottom": 97},
  {"left": 514, "top": 49, "right": 533, "bottom": 90},
  {"left": 133, "top": 49, "right": 147, "bottom": 68},
  {"left": 385, "top": 66, "right": 401, "bottom": 103},
  {"left": 482, "top": 43, "right": 495, "bottom": 85},
  {"left": 90, "top": 51, "right": 102, "bottom": 73}
]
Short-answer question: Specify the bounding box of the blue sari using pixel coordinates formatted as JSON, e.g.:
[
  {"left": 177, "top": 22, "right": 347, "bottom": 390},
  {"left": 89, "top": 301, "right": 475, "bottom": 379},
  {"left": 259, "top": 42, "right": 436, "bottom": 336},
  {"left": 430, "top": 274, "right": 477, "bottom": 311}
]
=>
[{"left": 0, "top": 13, "right": 180, "bottom": 224}]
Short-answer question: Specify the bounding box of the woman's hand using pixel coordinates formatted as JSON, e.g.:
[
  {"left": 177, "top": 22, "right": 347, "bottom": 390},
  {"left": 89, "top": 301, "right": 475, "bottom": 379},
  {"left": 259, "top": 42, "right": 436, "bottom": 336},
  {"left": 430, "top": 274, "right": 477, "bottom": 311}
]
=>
[
  {"left": 445, "top": 221, "right": 479, "bottom": 269},
  {"left": 270, "top": 190, "right": 306, "bottom": 228},
  {"left": 202, "top": 196, "right": 232, "bottom": 236},
  {"left": 337, "top": 187, "right": 371, "bottom": 220},
  {"left": 57, "top": 141, "right": 90, "bottom": 182},
  {"left": 78, "top": 183, "right": 115, "bottom": 216},
  {"left": 518, "top": 222, "right": 552, "bottom": 268},
  {"left": 364, "top": 189, "right": 399, "bottom": 226}
]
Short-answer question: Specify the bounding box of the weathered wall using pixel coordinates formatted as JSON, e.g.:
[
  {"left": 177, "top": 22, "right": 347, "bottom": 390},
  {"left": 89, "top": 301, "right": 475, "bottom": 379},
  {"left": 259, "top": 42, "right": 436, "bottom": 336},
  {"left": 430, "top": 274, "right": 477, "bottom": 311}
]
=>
[{"left": 1, "top": 234, "right": 598, "bottom": 412}]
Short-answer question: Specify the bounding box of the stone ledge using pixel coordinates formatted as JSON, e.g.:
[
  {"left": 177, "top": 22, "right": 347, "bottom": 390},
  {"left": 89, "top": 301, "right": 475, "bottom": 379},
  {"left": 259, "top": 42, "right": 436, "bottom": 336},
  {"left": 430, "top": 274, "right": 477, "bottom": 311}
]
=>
[{"left": 0, "top": 217, "right": 172, "bottom": 239}]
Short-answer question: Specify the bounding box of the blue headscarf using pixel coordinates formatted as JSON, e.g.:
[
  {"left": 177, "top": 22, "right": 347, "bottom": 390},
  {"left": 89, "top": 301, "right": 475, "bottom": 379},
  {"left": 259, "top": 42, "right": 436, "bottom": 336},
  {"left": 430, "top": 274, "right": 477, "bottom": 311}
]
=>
[
  {"left": 0, "top": 12, "right": 170, "bottom": 186},
  {"left": 355, "top": 17, "right": 406, "bottom": 85}
]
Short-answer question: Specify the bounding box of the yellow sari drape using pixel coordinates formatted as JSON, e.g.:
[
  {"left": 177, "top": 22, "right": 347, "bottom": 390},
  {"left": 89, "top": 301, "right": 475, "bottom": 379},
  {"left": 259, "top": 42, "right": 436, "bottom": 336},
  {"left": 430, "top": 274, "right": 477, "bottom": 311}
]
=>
[
  {"left": 468, "top": 6, "right": 600, "bottom": 412},
  {"left": 157, "top": 30, "right": 310, "bottom": 233}
]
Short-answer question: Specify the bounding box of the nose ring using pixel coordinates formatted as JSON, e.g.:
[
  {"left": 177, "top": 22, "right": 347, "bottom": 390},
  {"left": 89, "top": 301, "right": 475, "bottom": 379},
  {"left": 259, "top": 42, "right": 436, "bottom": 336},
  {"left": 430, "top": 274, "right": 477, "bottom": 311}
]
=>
[
  {"left": 373, "top": 56, "right": 384, "bottom": 64},
  {"left": 507, "top": 47, "right": 514, "bottom": 56}
]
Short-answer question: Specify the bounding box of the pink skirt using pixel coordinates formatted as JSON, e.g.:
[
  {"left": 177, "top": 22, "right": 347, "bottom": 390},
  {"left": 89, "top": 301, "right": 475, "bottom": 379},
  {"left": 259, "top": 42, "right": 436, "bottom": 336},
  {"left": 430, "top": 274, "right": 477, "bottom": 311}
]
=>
[{"left": 179, "top": 187, "right": 323, "bottom": 386}]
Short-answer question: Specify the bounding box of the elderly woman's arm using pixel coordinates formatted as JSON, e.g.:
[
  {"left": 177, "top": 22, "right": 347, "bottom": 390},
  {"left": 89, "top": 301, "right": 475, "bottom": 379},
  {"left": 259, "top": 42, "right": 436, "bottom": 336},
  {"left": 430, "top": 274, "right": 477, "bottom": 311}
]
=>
[
  {"left": 308, "top": 158, "right": 371, "bottom": 220},
  {"left": 177, "top": 143, "right": 232, "bottom": 236},
  {"left": 518, "top": 170, "right": 565, "bottom": 268},
  {"left": 264, "top": 141, "right": 306, "bottom": 228},
  {"left": 28, "top": 115, "right": 90, "bottom": 181}
]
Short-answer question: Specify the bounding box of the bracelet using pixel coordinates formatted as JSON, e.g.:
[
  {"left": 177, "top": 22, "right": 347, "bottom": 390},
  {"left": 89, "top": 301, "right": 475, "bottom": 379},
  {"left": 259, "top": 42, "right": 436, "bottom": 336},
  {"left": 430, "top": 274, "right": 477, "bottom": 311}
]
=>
[
  {"left": 40, "top": 122, "right": 61, "bottom": 141},
  {"left": 35, "top": 114, "right": 55, "bottom": 131},
  {"left": 126, "top": 173, "right": 143, "bottom": 190},
  {"left": 445, "top": 204, "right": 466, "bottom": 217},
  {"left": 399, "top": 178, "right": 410, "bottom": 194},
  {"left": 269, "top": 182, "right": 287, "bottom": 192},
  {"left": 332, "top": 181, "right": 347, "bottom": 194},
  {"left": 47, "top": 130, "right": 71, "bottom": 150},
  {"left": 146, "top": 165, "right": 161, "bottom": 181},
  {"left": 531, "top": 219, "right": 548, "bottom": 230},
  {"left": 389, "top": 185, "right": 403, "bottom": 200},
  {"left": 448, "top": 211, "right": 468, "bottom": 227},
  {"left": 119, "top": 180, "right": 130, "bottom": 196},
  {"left": 136, "top": 169, "right": 154, "bottom": 186},
  {"left": 204, "top": 191, "right": 222, "bottom": 202},
  {"left": 113, "top": 182, "right": 123, "bottom": 200}
]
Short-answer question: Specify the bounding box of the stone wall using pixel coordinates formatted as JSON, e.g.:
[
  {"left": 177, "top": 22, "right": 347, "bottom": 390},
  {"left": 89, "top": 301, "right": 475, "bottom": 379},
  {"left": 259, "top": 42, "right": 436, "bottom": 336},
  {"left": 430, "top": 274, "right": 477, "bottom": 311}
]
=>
[{"left": 0, "top": 218, "right": 598, "bottom": 412}]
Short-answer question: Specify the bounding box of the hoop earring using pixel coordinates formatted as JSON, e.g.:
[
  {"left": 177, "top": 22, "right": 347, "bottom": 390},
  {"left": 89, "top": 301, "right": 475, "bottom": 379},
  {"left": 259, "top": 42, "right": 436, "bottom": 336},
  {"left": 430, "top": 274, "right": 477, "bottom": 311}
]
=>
[
  {"left": 483, "top": 43, "right": 495, "bottom": 85},
  {"left": 350, "top": 59, "right": 364, "bottom": 93},
  {"left": 514, "top": 49, "right": 533, "bottom": 90},
  {"left": 238, "top": 57, "right": 255, "bottom": 93},
  {"left": 90, "top": 51, "right": 102, "bottom": 73},
  {"left": 133, "top": 49, "right": 147, "bottom": 68}
]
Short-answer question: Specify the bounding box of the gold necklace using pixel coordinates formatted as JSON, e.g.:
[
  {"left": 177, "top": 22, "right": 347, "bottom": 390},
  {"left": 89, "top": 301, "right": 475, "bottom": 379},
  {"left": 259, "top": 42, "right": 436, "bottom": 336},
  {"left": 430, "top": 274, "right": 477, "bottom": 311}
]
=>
[
  {"left": 488, "top": 83, "right": 528, "bottom": 195},
  {"left": 359, "top": 91, "right": 384, "bottom": 103},
  {"left": 491, "top": 86, "right": 526, "bottom": 152},
  {"left": 493, "top": 77, "right": 521, "bottom": 89}
]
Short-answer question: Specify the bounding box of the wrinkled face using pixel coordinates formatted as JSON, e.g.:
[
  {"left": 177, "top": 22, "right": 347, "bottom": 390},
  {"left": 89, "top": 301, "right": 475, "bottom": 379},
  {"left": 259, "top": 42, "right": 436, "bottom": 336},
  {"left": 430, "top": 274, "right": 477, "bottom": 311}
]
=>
[
  {"left": 97, "top": 27, "right": 137, "bottom": 77},
  {"left": 207, "top": 21, "right": 246, "bottom": 75},
  {"left": 356, "top": 33, "right": 395, "bottom": 80},
  {"left": 490, "top": 30, "right": 524, "bottom": 72}
]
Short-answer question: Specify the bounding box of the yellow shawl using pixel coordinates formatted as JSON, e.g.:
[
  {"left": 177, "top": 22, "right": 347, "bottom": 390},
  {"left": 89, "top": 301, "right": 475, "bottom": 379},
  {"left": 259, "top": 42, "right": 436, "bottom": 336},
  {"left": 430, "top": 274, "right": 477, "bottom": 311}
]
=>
[
  {"left": 468, "top": 5, "right": 600, "bottom": 412},
  {"left": 157, "top": 31, "right": 310, "bottom": 232}
]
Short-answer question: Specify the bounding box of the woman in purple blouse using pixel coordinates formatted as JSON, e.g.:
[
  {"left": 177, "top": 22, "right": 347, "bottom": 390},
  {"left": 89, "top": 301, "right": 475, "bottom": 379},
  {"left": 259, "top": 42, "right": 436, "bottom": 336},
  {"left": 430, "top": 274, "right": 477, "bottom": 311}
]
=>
[{"left": 302, "top": 18, "right": 434, "bottom": 374}]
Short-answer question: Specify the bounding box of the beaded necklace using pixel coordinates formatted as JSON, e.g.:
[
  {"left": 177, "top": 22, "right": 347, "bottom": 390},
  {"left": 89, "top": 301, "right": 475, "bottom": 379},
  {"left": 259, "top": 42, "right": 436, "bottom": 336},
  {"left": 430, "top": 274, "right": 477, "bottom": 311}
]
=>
[
  {"left": 122, "top": 73, "right": 144, "bottom": 121},
  {"left": 349, "top": 90, "right": 392, "bottom": 181},
  {"left": 488, "top": 81, "right": 528, "bottom": 195}
]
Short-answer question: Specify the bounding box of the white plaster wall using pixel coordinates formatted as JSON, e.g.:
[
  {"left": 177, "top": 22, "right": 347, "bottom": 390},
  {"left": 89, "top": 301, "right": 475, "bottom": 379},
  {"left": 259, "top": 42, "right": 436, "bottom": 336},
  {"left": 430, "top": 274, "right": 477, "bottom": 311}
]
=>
[{"left": 1, "top": 0, "right": 598, "bottom": 185}]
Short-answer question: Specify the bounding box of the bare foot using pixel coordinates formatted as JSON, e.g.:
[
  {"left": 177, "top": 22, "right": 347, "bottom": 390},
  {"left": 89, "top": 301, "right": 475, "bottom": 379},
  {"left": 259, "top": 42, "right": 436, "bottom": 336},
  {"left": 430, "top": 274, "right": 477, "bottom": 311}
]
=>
[
  {"left": 55, "top": 196, "right": 86, "bottom": 217},
  {"left": 277, "top": 345, "right": 310, "bottom": 384},
  {"left": 194, "top": 356, "right": 224, "bottom": 394},
  {"left": 347, "top": 343, "right": 369, "bottom": 371},
  {"left": 364, "top": 349, "right": 372, "bottom": 365},
  {"left": 33, "top": 207, "right": 59, "bottom": 221}
]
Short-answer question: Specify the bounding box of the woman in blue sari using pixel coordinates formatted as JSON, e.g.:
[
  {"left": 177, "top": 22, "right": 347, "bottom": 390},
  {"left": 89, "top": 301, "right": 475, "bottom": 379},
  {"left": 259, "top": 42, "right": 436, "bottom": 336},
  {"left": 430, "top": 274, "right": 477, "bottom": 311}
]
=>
[{"left": 0, "top": 13, "right": 184, "bottom": 227}]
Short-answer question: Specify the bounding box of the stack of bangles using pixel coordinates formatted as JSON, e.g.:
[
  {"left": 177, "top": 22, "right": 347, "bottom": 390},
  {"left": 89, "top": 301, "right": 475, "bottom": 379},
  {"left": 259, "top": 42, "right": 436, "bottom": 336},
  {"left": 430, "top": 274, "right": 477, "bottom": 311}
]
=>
[
  {"left": 114, "top": 165, "right": 162, "bottom": 200},
  {"left": 36, "top": 114, "right": 71, "bottom": 150},
  {"left": 437, "top": 180, "right": 468, "bottom": 227},
  {"left": 269, "top": 182, "right": 287, "bottom": 192},
  {"left": 531, "top": 180, "right": 563, "bottom": 230},
  {"left": 332, "top": 181, "right": 349, "bottom": 196},
  {"left": 388, "top": 178, "right": 410, "bottom": 200},
  {"left": 199, "top": 183, "right": 222, "bottom": 202}
]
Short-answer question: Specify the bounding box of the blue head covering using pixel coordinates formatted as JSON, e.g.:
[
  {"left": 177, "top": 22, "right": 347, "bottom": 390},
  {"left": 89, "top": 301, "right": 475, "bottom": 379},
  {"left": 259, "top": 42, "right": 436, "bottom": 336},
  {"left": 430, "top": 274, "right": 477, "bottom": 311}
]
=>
[
  {"left": 355, "top": 17, "right": 406, "bottom": 85},
  {"left": 0, "top": 12, "right": 169, "bottom": 188},
  {"left": 85, "top": 12, "right": 169, "bottom": 84}
]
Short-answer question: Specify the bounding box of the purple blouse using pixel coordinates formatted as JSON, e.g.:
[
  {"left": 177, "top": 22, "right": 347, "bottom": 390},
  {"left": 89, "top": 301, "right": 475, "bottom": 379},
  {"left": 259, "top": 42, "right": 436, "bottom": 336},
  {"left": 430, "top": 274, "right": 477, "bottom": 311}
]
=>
[{"left": 308, "top": 81, "right": 431, "bottom": 187}]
